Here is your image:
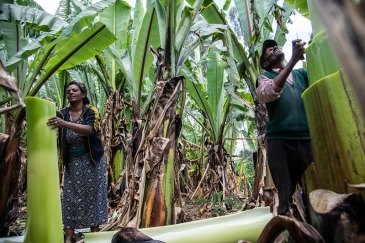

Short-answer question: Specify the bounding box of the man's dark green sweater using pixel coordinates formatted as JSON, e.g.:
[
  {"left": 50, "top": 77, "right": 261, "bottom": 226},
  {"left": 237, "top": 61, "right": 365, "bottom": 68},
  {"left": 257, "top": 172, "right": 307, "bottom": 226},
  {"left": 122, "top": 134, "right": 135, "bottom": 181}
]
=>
[{"left": 261, "top": 68, "right": 310, "bottom": 140}]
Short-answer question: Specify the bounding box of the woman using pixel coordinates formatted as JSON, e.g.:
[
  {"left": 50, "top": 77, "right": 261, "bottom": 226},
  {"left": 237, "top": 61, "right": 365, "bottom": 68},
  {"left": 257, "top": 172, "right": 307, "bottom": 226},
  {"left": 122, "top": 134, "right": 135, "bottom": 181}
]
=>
[{"left": 47, "top": 81, "right": 108, "bottom": 239}]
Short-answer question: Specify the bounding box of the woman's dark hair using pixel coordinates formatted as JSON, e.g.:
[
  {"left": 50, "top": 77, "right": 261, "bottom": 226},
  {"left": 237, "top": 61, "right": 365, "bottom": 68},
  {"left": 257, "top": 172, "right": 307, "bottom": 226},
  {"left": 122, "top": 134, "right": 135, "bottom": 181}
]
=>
[{"left": 67, "top": 81, "right": 90, "bottom": 105}]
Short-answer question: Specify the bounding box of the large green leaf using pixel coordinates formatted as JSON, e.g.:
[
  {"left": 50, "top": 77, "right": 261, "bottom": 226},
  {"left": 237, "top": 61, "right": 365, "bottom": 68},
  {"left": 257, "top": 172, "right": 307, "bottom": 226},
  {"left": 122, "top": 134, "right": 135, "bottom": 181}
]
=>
[
  {"left": 71, "top": 0, "right": 87, "bottom": 13},
  {"left": 200, "top": 4, "right": 253, "bottom": 74},
  {"left": 0, "top": 3, "right": 67, "bottom": 32},
  {"left": 256, "top": 0, "right": 278, "bottom": 39},
  {"left": 57, "top": 70, "right": 68, "bottom": 108},
  {"left": 132, "top": 2, "right": 160, "bottom": 103},
  {"left": 0, "top": 0, "right": 12, "bottom": 4},
  {"left": 175, "top": 0, "right": 204, "bottom": 54},
  {"left": 274, "top": 2, "right": 293, "bottom": 47},
  {"left": 67, "top": 69, "right": 84, "bottom": 83},
  {"left": 80, "top": 68, "right": 99, "bottom": 107},
  {"left": 87, "top": 57, "right": 111, "bottom": 95},
  {"left": 224, "top": 30, "right": 255, "bottom": 110},
  {"left": 234, "top": 0, "right": 251, "bottom": 47},
  {"left": 206, "top": 48, "right": 225, "bottom": 138},
  {"left": 0, "top": 4, "right": 67, "bottom": 71},
  {"left": 16, "top": 0, "right": 46, "bottom": 11},
  {"left": 38, "top": 75, "right": 63, "bottom": 108},
  {"left": 23, "top": 38, "right": 61, "bottom": 97},
  {"left": 177, "top": 18, "right": 227, "bottom": 73},
  {"left": 57, "top": 0, "right": 79, "bottom": 22},
  {"left": 5, "top": 32, "right": 57, "bottom": 72},
  {"left": 28, "top": 22, "right": 116, "bottom": 96},
  {"left": 60, "top": 0, "right": 117, "bottom": 37},
  {"left": 99, "top": 0, "right": 131, "bottom": 90},
  {"left": 130, "top": 0, "right": 145, "bottom": 60},
  {"left": 105, "top": 46, "right": 135, "bottom": 91},
  {"left": 181, "top": 62, "right": 215, "bottom": 139},
  {"left": 100, "top": 0, "right": 131, "bottom": 54},
  {"left": 177, "top": 35, "right": 210, "bottom": 71},
  {"left": 55, "top": 23, "right": 116, "bottom": 71},
  {"left": 0, "top": 21, "right": 19, "bottom": 62},
  {"left": 285, "top": 0, "right": 309, "bottom": 19},
  {"left": 200, "top": 4, "right": 258, "bottom": 97},
  {"left": 225, "top": 31, "right": 241, "bottom": 88}
]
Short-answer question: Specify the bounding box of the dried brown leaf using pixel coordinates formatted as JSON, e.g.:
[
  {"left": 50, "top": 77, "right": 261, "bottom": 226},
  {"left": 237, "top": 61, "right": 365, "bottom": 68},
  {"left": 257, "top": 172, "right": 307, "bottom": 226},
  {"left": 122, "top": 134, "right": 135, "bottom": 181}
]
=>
[
  {"left": 309, "top": 189, "right": 350, "bottom": 214},
  {"left": 256, "top": 215, "right": 325, "bottom": 243},
  {"left": 0, "top": 60, "right": 25, "bottom": 114}
]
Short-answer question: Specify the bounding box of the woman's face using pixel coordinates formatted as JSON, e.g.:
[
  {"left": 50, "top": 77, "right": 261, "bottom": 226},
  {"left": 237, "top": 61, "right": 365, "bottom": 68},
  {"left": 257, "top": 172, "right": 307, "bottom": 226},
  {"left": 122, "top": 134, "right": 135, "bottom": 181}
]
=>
[{"left": 67, "top": 84, "right": 85, "bottom": 103}]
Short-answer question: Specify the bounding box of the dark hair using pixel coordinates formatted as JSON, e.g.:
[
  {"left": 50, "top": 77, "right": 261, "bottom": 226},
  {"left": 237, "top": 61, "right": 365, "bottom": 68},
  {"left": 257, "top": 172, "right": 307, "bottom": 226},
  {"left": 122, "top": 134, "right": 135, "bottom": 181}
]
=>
[{"left": 67, "top": 81, "right": 90, "bottom": 105}]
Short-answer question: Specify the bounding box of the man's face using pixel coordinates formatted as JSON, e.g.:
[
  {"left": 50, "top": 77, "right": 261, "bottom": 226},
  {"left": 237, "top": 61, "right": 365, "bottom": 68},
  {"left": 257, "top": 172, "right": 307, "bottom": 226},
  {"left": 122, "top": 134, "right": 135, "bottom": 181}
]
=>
[{"left": 264, "top": 46, "right": 284, "bottom": 63}]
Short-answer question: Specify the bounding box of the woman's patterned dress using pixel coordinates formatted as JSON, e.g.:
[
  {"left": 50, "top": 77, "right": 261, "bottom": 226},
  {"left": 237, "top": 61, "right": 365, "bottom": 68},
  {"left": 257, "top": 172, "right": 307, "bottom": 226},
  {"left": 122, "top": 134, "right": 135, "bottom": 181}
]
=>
[{"left": 62, "top": 117, "right": 108, "bottom": 229}]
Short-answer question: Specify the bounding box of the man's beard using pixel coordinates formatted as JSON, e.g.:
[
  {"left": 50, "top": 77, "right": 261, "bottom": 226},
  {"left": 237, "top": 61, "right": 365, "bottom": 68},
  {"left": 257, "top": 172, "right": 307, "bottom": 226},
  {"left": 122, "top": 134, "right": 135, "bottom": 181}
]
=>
[
  {"left": 266, "top": 51, "right": 285, "bottom": 62},
  {"left": 274, "top": 52, "right": 285, "bottom": 59},
  {"left": 271, "top": 52, "right": 285, "bottom": 63}
]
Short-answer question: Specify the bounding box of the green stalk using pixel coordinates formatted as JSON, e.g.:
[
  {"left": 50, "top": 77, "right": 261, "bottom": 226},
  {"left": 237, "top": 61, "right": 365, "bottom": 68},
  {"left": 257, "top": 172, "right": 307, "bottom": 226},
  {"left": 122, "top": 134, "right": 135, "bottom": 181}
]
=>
[
  {"left": 303, "top": 0, "right": 365, "bottom": 199},
  {"left": 306, "top": 0, "right": 325, "bottom": 36},
  {"left": 23, "top": 97, "right": 63, "bottom": 243},
  {"left": 306, "top": 31, "right": 341, "bottom": 85},
  {"left": 0, "top": 207, "right": 271, "bottom": 243},
  {"left": 302, "top": 71, "right": 365, "bottom": 197},
  {"left": 87, "top": 207, "right": 272, "bottom": 243}
]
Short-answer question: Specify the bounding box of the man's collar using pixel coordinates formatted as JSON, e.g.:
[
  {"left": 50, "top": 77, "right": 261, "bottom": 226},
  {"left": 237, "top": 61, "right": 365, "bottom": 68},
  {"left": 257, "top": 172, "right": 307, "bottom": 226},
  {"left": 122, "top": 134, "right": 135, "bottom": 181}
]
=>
[{"left": 272, "top": 68, "right": 283, "bottom": 73}]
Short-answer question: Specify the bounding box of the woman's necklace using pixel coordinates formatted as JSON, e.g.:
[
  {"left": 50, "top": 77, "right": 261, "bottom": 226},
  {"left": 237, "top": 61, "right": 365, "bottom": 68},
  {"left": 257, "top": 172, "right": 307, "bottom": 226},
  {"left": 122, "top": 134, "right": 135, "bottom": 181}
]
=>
[
  {"left": 69, "top": 111, "right": 81, "bottom": 123},
  {"left": 68, "top": 110, "right": 82, "bottom": 123}
]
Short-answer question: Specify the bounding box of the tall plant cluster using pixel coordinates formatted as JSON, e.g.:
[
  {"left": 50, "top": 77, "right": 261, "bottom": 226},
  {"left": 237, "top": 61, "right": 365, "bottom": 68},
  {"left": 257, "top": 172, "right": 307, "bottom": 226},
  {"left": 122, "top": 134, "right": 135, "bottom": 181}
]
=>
[{"left": 0, "top": 0, "right": 301, "bottom": 235}]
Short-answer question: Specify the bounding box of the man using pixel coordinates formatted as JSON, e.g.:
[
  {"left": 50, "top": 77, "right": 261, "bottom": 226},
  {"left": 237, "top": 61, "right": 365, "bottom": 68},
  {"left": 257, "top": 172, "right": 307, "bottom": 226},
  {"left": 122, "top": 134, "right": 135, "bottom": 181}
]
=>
[{"left": 256, "top": 39, "right": 313, "bottom": 216}]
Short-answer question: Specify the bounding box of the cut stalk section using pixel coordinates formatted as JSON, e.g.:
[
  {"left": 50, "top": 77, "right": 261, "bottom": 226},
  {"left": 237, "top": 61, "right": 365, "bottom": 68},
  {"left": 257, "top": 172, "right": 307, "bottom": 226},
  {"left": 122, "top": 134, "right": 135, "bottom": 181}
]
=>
[
  {"left": 0, "top": 207, "right": 272, "bottom": 243},
  {"left": 301, "top": 2, "right": 365, "bottom": 241},
  {"left": 306, "top": 31, "right": 341, "bottom": 86},
  {"left": 23, "top": 97, "right": 63, "bottom": 243},
  {"left": 303, "top": 0, "right": 365, "bottom": 199},
  {"left": 88, "top": 207, "right": 272, "bottom": 243},
  {"left": 302, "top": 70, "right": 365, "bottom": 197}
]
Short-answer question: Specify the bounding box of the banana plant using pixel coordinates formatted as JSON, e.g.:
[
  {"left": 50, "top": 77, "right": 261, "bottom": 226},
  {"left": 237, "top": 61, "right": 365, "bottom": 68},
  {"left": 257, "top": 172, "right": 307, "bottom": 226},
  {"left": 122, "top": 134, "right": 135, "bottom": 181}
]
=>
[
  {"left": 101, "top": 0, "right": 232, "bottom": 229},
  {"left": 98, "top": 0, "right": 155, "bottom": 189},
  {"left": 180, "top": 98, "right": 207, "bottom": 194},
  {"left": 181, "top": 42, "right": 240, "bottom": 200},
  {"left": 0, "top": 0, "right": 118, "bottom": 235}
]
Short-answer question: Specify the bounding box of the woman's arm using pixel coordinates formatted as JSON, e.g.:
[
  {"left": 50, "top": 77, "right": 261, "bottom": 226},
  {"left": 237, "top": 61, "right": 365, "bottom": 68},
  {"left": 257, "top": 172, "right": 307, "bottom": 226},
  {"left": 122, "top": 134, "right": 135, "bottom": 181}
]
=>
[{"left": 47, "top": 116, "right": 93, "bottom": 136}]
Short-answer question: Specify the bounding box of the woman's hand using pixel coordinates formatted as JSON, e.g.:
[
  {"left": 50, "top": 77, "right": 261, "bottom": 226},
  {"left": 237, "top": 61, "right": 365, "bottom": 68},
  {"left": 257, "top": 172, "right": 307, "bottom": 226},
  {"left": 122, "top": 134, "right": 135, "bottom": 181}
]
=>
[
  {"left": 47, "top": 116, "right": 64, "bottom": 129},
  {"left": 47, "top": 116, "right": 93, "bottom": 136}
]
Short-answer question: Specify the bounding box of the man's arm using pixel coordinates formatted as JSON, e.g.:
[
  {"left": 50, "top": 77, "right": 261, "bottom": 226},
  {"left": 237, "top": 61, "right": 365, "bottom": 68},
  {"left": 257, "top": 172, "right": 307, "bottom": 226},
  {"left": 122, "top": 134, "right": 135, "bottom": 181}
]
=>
[
  {"left": 256, "top": 75, "right": 283, "bottom": 103},
  {"left": 271, "top": 39, "right": 306, "bottom": 93}
]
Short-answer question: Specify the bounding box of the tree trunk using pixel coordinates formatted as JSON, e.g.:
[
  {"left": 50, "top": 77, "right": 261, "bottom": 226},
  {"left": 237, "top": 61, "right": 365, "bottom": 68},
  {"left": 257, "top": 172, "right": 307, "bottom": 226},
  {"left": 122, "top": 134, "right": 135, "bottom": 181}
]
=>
[
  {"left": 252, "top": 101, "right": 269, "bottom": 200},
  {"left": 142, "top": 76, "right": 183, "bottom": 227},
  {"left": 0, "top": 117, "right": 21, "bottom": 236}
]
